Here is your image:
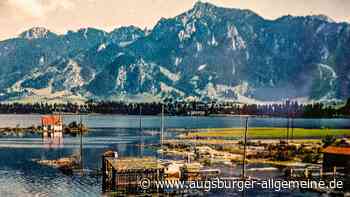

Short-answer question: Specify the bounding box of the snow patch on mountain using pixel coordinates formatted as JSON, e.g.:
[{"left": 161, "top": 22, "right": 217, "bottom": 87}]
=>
[
  {"left": 9, "top": 79, "right": 25, "bottom": 93},
  {"left": 62, "top": 59, "right": 85, "bottom": 88},
  {"left": 209, "top": 35, "right": 218, "bottom": 46},
  {"left": 179, "top": 14, "right": 190, "bottom": 25},
  {"left": 138, "top": 59, "right": 156, "bottom": 85},
  {"left": 196, "top": 42, "right": 203, "bottom": 52},
  {"left": 318, "top": 64, "right": 337, "bottom": 79},
  {"left": 97, "top": 43, "right": 106, "bottom": 52},
  {"left": 175, "top": 57, "right": 182, "bottom": 66},
  {"left": 320, "top": 46, "right": 329, "bottom": 60},
  {"left": 39, "top": 56, "right": 45, "bottom": 65},
  {"left": 191, "top": 76, "right": 199, "bottom": 81},
  {"left": 232, "top": 64, "right": 236, "bottom": 75},
  {"left": 116, "top": 66, "right": 127, "bottom": 89},
  {"left": 83, "top": 28, "right": 88, "bottom": 39},
  {"left": 178, "top": 22, "right": 196, "bottom": 42},
  {"left": 316, "top": 23, "right": 326, "bottom": 34},
  {"left": 118, "top": 41, "right": 134, "bottom": 47},
  {"left": 159, "top": 66, "right": 180, "bottom": 82},
  {"left": 227, "top": 25, "right": 246, "bottom": 50},
  {"left": 198, "top": 64, "right": 207, "bottom": 71}
]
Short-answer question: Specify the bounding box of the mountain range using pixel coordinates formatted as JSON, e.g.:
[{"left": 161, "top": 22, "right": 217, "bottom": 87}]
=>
[{"left": 0, "top": 2, "right": 349, "bottom": 103}]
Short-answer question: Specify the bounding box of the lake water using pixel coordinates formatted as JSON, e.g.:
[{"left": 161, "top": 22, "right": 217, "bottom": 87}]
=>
[
  {"left": 0, "top": 115, "right": 348, "bottom": 197},
  {"left": 1, "top": 114, "right": 350, "bottom": 129}
]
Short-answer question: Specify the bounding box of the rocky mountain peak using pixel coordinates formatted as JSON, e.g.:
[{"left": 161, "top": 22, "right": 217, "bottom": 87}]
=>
[
  {"left": 277, "top": 14, "right": 335, "bottom": 24},
  {"left": 109, "top": 26, "right": 146, "bottom": 45},
  {"left": 111, "top": 26, "right": 143, "bottom": 33},
  {"left": 308, "top": 14, "right": 335, "bottom": 23},
  {"left": 193, "top": 1, "right": 214, "bottom": 10},
  {"left": 19, "top": 27, "right": 56, "bottom": 40},
  {"left": 76, "top": 28, "right": 107, "bottom": 38},
  {"left": 190, "top": 1, "right": 217, "bottom": 18}
]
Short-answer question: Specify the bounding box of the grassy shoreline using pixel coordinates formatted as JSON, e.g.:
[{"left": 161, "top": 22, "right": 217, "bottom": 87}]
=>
[{"left": 180, "top": 127, "right": 350, "bottom": 139}]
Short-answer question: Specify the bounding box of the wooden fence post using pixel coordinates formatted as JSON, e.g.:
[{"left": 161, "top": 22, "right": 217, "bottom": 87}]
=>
[{"left": 304, "top": 168, "right": 309, "bottom": 178}]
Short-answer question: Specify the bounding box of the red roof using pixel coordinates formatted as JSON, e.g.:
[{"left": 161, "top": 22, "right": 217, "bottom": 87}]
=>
[
  {"left": 41, "top": 115, "right": 61, "bottom": 125},
  {"left": 323, "top": 146, "right": 350, "bottom": 156}
]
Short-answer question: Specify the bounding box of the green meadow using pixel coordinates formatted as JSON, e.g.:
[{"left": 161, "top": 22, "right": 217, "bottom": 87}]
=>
[{"left": 184, "top": 127, "right": 350, "bottom": 139}]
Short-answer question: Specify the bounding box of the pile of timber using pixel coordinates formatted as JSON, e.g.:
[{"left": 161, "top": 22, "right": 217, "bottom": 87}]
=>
[{"left": 34, "top": 156, "right": 80, "bottom": 174}]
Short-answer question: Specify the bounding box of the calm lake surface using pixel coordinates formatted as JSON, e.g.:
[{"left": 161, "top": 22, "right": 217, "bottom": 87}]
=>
[{"left": 0, "top": 114, "right": 348, "bottom": 197}]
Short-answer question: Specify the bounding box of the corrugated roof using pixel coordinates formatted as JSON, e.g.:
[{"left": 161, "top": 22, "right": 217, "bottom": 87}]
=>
[{"left": 323, "top": 146, "right": 350, "bottom": 156}]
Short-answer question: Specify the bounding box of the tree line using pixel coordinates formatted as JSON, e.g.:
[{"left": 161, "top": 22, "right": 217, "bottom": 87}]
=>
[{"left": 0, "top": 98, "right": 349, "bottom": 118}]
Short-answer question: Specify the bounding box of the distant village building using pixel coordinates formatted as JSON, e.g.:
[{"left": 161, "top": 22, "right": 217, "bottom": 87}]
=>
[
  {"left": 41, "top": 115, "right": 63, "bottom": 139},
  {"left": 323, "top": 140, "right": 350, "bottom": 173},
  {"left": 42, "top": 115, "right": 63, "bottom": 132},
  {"left": 187, "top": 110, "right": 206, "bottom": 116}
]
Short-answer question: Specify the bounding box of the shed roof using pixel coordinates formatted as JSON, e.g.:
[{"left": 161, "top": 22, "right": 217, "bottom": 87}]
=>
[
  {"left": 323, "top": 146, "right": 350, "bottom": 156},
  {"left": 106, "top": 157, "right": 163, "bottom": 172}
]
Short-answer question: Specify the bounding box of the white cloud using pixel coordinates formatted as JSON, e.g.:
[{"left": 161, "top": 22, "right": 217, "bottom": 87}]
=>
[
  {"left": 8, "top": 0, "right": 75, "bottom": 18},
  {"left": 9, "top": 0, "right": 44, "bottom": 17}
]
